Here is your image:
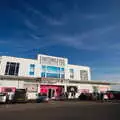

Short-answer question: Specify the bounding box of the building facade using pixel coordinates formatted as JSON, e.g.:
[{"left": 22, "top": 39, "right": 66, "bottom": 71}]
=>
[
  {"left": 0, "top": 54, "right": 110, "bottom": 100},
  {"left": 0, "top": 54, "right": 91, "bottom": 81}
]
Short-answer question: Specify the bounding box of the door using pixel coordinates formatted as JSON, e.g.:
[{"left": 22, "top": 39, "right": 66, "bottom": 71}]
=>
[
  {"left": 51, "top": 89, "right": 55, "bottom": 98},
  {"left": 48, "top": 89, "right": 55, "bottom": 99},
  {"left": 48, "top": 89, "right": 52, "bottom": 98}
]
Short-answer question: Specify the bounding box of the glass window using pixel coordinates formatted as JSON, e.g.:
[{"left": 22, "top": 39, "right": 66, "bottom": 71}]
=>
[
  {"left": 4, "top": 88, "right": 12, "bottom": 92},
  {"left": 15, "top": 63, "right": 19, "bottom": 75},
  {"left": 69, "top": 69, "right": 74, "bottom": 79},
  {"left": 80, "top": 70, "right": 88, "bottom": 81},
  {"left": 29, "top": 71, "right": 34, "bottom": 75},
  {"left": 70, "top": 75, "right": 74, "bottom": 79},
  {"left": 41, "top": 72, "right": 46, "bottom": 77},
  {"left": 61, "top": 74, "right": 65, "bottom": 78},
  {"left": 42, "top": 65, "right": 46, "bottom": 72},
  {"left": 5, "top": 62, "right": 10, "bottom": 75},
  {"left": 5, "top": 62, "right": 20, "bottom": 76},
  {"left": 47, "top": 66, "right": 60, "bottom": 73},
  {"left": 29, "top": 64, "right": 35, "bottom": 76},
  {"left": 46, "top": 73, "right": 60, "bottom": 78},
  {"left": 69, "top": 69, "right": 74, "bottom": 73},
  {"left": 60, "top": 68, "right": 65, "bottom": 72},
  {"left": 30, "top": 64, "right": 35, "bottom": 67}
]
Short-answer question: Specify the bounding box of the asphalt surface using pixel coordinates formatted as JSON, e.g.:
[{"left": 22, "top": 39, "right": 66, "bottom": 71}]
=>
[{"left": 0, "top": 101, "right": 120, "bottom": 120}]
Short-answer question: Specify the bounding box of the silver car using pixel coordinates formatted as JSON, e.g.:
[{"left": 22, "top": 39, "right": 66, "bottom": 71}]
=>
[{"left": 0, "top": 93, "right": 7, "bottom": 103}]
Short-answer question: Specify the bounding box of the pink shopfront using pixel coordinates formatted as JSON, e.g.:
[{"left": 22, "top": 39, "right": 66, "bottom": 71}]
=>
[
  {"left": 39, "top": 85, "right": 64, "bottom": 99},
  {"left": 0, "top": 87, "right": 16, "bottom": 93}
]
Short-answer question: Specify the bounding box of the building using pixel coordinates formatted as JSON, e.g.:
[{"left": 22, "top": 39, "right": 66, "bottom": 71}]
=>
[{"left": 0, "top": 54, "right": 111, "bottom": 100}]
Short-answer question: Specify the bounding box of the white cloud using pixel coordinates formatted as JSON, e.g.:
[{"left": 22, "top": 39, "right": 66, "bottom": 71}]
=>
[
  {"left": 17, "top": 0, "right": 120, "bottom": 52},
  {"left": 51, "top": 25, "right": 119, "bottom": 50},
  {"left": 22, "top": 1, "right": 64, "bottom": 26},
  {"left": 24, "top": 19, "right": 38, "bottom": 31}
]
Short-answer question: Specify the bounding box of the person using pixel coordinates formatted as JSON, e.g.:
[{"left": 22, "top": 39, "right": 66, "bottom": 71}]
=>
[
  {"left": 100, "top": 93, "right": 104, "bottom": 101},
  {"left": 103, "top": 93, "right": 108, "bottom": 102},
  {"left": 8, "top": 92, "right": 15, "bottom": 103},
  {"left": 64, "top": 92, "right": 68, "bottom": 99},
  {"left": 109, "top": 93, "right": 114, "bottom": 100}
]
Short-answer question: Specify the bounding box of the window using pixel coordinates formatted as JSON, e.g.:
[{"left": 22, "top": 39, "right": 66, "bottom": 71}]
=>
[
  {"left": 4, "top": 88, "right": 12, "bottom": 92},
  {"left": 60, "top": 68, "right": 65, "bottom": 73},
  {"left": 42, "top": 65, "right": 46, "bottom": 72},
  {"left": 61, "top": 74, "right": 65, "bottom": 78},
  {"left": 41, "top": 72, "right": 46, "bottom": 77},
  {"left": 41, "top": 66, "right": 65, "bottom": 78},
  {"left": 5, "top": 62, "right": 20, "bottom": 76},
  {"left": 46, "top": 73, "right": 60, "bottom": 78},
  {"left": 47, "top": 66, "right": 60, "bottom": 73},
  {"left": 29, "top": 64, "right": 35, "bottom": 76},
  {"left": 69, "top": 69, "right": 74, "bottom": 79},
  {"left": 69, "top": 69, "right": 74, "bottom": 73},
  {"left": 80, "top": 70, "right": 88, "bottom": 81},
  {"left": 29, "top": 72, "right": 34, "bottom": 75}
]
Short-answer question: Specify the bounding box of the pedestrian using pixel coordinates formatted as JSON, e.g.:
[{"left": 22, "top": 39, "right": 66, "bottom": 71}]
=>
[
  {"left": 103, "top": 93, "right": 108, "bottom": 102},
  {"left": 109, "top": 93, "right": 114, "bottom": 100},
  {"left": 65, "top": 92, "right": 68, "bottom": 99}
]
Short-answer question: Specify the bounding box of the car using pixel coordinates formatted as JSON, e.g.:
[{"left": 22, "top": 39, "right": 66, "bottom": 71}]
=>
[
  {"left": 36, "top": 93, "right": 49, "bottom": 103},
  {"left": 106, "top": 90, "right": 120, "bottom": 100},
  {"left": 13, "top": 89, "right": 27, "bottom": 103},
  {"left": 0, "top": 93, "right": 7, "bottom": 103}
]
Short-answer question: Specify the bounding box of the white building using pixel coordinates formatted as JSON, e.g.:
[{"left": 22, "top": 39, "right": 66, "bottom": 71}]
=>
[
  {"left": 0, "top": 54, "right": 110, "bottom": 100},
  {"left": 0, "top": 54, "right": 90, "bottom": 80}
]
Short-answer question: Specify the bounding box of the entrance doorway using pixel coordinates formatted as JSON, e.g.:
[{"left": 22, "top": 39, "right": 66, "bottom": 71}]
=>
[
  {"left": 40, "top": 85, "right": 64, "bottom": 99},
  {"left": 48, "top": 89, "right": 55, "bottom": 99}
]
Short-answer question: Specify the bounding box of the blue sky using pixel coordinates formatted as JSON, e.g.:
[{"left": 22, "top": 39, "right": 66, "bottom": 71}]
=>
[{"left": 0, "top": 0, "right": 120, "bottom": 83}]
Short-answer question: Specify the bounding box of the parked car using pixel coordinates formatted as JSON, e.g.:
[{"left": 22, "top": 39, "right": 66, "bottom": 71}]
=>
[
  {"left": 0, "top": 93, "right": 7, "bottom": 103},
  {"left": 13, "top": 89, "right": 27, "bottom": 103},
  {"left": 106, "top": 90, "right": 120, "bottom": 100},
  {"left": 36, "top": 93, "right": 49, "bottom": 103}
]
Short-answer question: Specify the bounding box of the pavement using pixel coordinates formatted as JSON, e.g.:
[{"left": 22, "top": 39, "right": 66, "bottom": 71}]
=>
[{"left": 0, "top": 101, "right": 120, "bottom": 120}]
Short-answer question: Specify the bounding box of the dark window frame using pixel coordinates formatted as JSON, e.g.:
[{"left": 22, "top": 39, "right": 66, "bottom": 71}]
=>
[{"left": 5, "top": 62, "right": 20, "bottom": 76}]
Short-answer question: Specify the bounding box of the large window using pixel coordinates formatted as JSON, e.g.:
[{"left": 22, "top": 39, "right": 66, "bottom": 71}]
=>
[
  {"left": 80, "top": 70, "right": 88, "bottom": 81},
  {"left": 46, "top": 73, "right": 60, "bottom": 78},
  {"left": 5, "top": 62, "right": 20, "bottom": 76},
  {"left": 47, "top": 66, "right": 60, "bottom": 73},
  {"left": 29, "top": 64, "right": 35, "bottom": 76},
  {"left": 41, "top": 65, "right": 65, "bottom": 79}
]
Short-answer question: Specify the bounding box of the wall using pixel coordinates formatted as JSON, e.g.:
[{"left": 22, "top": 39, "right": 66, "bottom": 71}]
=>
[
  {"left": 0, "top": 79, "right": 24, "bottom": 88},
  {"left": 67, "top": 64, "right": 91, "bottom": 81},
  {"left": 0, "top": 78, "right": 111, "bottom": 99},
  {"left": 0, "top": 55, "right": 91, "bottom": 81},
  {"left": 0, "top": 56, "right": 40, "bottom": 77}
]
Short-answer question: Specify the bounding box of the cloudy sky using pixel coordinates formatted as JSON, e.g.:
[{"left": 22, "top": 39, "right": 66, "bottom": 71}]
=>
[{"left": 0, "top": 0, "right": 120, "bottom": 83}]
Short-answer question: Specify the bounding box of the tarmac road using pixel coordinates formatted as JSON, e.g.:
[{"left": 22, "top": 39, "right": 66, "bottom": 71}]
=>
[{"left": 0, "top": 101, "right": 120, "bottom": 120}]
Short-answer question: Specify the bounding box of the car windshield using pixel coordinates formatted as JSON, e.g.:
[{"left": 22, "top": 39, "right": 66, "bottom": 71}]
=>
[{"left": 0, "top": 93, "right": 6, "bottom": 96}]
